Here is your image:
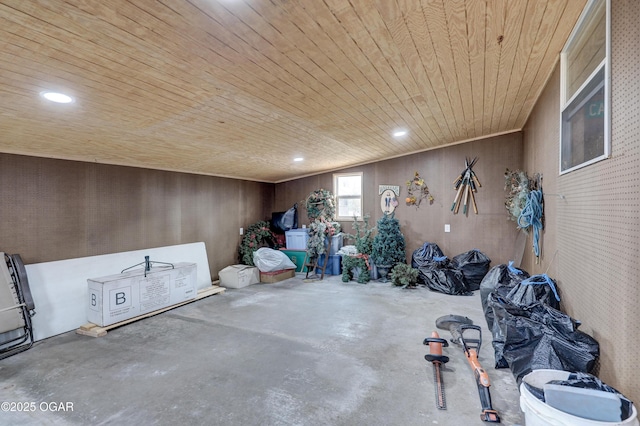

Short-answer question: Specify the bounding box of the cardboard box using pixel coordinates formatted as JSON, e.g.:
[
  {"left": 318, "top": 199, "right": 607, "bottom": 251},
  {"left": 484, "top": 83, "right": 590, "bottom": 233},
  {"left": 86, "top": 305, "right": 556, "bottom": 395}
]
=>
[
  {"left": 260, "top": 268, "right": 295, "bottom": 283},
  {"left": 285, "top": 228, "right": 309, "bottom": 250},
  {"left": 87, "top": 262, "right": 197, "bottom": 327},
  {"left": 219, "top": 265, "right": 260, "bottom": 289}
]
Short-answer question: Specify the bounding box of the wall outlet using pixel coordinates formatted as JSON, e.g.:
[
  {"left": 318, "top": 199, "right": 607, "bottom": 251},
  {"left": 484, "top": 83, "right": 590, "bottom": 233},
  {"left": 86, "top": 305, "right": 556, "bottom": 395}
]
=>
[
  {"left": 239, "top": 227, "right": 244, "bottom": 235},
  {"left": 444, "top": 224, "right": 451, "bottom": 233}
]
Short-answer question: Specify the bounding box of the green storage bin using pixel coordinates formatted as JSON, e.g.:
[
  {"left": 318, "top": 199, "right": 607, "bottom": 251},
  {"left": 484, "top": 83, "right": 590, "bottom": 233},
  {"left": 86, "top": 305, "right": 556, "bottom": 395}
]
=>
[{"left": 279, "top": 249, "right": 309, "bottom": 272}]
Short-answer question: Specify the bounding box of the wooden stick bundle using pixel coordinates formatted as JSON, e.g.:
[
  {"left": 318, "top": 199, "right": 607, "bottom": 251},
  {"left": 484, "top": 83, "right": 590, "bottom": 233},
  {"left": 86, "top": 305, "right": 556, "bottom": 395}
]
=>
[{"left": 451, "top": 157, "right": 480, "bottom": 215}]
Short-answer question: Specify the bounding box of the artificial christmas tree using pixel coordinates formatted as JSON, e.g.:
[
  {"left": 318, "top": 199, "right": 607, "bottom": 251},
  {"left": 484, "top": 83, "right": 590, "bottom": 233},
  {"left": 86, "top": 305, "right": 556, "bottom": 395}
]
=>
[{"left": 371, "top": 213, "right": 406, "bottom": 282}]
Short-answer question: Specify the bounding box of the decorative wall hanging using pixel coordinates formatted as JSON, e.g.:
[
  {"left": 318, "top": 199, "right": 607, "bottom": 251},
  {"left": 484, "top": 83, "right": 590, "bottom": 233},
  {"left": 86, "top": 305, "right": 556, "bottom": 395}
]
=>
[
  {"left": 405, "top": 172, "right": 433, "bottom": 209},
  {"left": 379, "top": 185, "right": 400, "bottom": 215},
  {"left": 451, "top": 157, "right": 481, "bottom": 215},
  {"left": 504, "top": 169, "right": 532, "bottom": 223}
]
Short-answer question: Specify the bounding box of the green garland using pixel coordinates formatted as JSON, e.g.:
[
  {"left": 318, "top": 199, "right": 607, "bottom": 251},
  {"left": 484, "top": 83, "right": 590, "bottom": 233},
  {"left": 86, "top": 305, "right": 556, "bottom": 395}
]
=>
[
  {"left": 238, "top": 221, "right": 278, "bottom": 266},
  {"left": 306, "top": 219, "right": 341, "bottom": 259},
  {"left": 306, "top": 220, "right": 329, "bottom": 259},
  {"left": 305, "top": 189, "right": 336, "bottom": 221}
]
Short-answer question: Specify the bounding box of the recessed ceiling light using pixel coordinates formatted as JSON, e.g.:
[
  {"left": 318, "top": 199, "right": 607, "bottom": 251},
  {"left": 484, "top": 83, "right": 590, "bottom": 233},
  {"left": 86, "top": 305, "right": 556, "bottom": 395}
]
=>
[
  {"left": 41, "top": 92, "right": 74, "bottom": 104},
  {"left": 293, "top": 157, "right": 304, "bottom": 162},
  {"left": 393, "top": 130, "right": 408, "bottom": 137}
]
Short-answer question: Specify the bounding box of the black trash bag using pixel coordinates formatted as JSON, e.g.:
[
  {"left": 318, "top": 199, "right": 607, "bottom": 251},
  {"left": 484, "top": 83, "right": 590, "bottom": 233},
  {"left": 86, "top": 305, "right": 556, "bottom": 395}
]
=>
[
  {"left": 451, "top": 249, "right": 491, "bottom": 291},
  {"left": 432, "top": 255, "right": 450, "bottom": 267},
  {"left": 488, "top": 292, "right": 578, "bottom": 371},
  {"left": 411, "top": 242, "right": 444, "bottom": 269},
  {"left": 487, "top": 292, "right": 515, "bottom": 369},
  {"left": 506, "top": 273, "right": 560, "bottom": 310},
  {"left": 271, "top": 203, "right": 298, "bottom": 233},
  {"left": 422, "top": 257, "right": 471, "bottom": 295},
  {"left": 411, "top": 242, "right": 445, "bottom": 284},
  {"left": 546, "top": 372, "right": 634, "bottom": 421},
  {"left": 480, "top": 262, "right": 530, "bottom": 335},
  {"left": 490, "top": 296, "right": 599, "bottom": 384}
]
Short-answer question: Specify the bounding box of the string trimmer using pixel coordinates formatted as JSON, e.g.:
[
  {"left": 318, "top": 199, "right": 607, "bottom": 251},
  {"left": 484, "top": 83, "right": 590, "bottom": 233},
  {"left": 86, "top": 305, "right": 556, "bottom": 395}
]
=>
[{"left": 436, "top": 315, "right": 500, "bottom": 423}]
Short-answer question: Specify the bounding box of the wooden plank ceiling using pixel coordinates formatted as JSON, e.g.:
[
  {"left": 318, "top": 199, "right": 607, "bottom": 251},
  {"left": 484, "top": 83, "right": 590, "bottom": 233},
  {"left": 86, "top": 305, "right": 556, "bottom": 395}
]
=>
[{"left": 0, "top": 0, "right": 587, "bottom": 183}]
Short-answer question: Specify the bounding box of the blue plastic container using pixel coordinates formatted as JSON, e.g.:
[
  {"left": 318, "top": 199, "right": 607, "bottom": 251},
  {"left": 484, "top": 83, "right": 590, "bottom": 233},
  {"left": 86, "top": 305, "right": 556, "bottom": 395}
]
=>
[{"left": 316, "top": 254, "right": 341, "bottom": 275}]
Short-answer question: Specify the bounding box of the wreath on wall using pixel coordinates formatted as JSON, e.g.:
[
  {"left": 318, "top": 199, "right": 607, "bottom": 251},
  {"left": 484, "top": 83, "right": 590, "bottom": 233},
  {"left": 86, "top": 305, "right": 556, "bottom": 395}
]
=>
[
  {"left": 238, "top": 220, "right": 279, "bottom": 266},
  {"left": 304, "top": 189, "right": 336, "bottom": 221},
  {"left": 504, "top": 169, "right": 532, "bottom": 223}
]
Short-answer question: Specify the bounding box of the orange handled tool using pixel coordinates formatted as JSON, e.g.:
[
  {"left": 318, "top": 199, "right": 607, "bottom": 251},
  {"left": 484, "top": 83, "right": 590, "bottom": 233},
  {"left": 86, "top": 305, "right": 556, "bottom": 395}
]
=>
[
  {"left": 458, "top": 324, "right": 500, "bottom": 423},
  {"left": 423, "top": 331, "right": 449, "bottom": 409},
  {"left": 436, "top": 315, "right": 501, "bottom": 423}
]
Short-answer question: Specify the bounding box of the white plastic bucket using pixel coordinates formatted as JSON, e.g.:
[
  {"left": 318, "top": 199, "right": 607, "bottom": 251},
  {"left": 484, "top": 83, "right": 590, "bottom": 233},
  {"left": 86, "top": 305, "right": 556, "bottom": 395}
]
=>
[{"left": 520, "top": 369, "right": 639, "bottom": 426}]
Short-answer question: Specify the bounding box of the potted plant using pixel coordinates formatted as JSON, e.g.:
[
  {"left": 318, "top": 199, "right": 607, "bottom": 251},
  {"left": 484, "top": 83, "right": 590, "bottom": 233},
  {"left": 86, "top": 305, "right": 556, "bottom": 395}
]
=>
[
  {"left": 341, "top": 214, "right": 375, "bottom": 284},
  {"left": 390, "top": 263, "right": 419, "bottom": 288},
  {"left": 371, "top": 213, "right": 406, "bottom": 282}
]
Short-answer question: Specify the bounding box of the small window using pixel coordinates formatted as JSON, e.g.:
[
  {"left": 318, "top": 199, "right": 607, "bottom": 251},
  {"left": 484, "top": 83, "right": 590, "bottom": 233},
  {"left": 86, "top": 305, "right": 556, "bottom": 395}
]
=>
[
  {"left": 560, "top": 0, "right": 610, "bottom": 174},
  {"left": 334, "top": 172, "right": 363, "bottom": 220}
]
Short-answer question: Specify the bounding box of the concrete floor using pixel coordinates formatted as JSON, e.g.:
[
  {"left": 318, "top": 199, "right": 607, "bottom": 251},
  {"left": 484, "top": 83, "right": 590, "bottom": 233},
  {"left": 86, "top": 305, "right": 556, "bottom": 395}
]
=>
[{"left": 0, "top": 274, "right": 525, "bottom": 426}]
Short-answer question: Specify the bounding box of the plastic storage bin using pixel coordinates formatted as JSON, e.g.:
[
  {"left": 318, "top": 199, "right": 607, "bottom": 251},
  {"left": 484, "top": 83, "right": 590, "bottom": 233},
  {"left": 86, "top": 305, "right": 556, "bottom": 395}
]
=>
[
  {"left": 316, "top": 254, "right": 341, "bottom": 275},
  {"left": 328, "top": 234, "right": 343, "bottom": 255},
  {"left": 285, "top": 228, "right": 309, "bottom": 250},
  {"left": 279, "top": 249, "right": 308, "bottom": 272}
]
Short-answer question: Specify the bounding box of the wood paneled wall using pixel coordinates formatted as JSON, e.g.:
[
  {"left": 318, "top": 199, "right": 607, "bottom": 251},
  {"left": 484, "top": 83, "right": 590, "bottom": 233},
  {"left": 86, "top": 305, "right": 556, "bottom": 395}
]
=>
[
  {"left": 521, "top": 0, "right": 640, "bottom": 403},
  {"left": 0, "top": 153, "right": 274, "bottom": 279},
  {"left": 275, "top": 132, "right": 524, "bottom": 267}
]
